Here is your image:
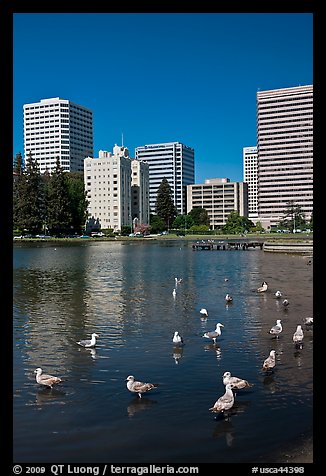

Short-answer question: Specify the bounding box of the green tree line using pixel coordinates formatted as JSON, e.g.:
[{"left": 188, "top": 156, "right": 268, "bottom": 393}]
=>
[{"left": 13, "top": 152, "right": 88, "bottom": 236}]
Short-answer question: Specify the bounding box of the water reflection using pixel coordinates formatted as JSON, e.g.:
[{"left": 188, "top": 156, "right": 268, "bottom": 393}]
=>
[
  {"left": 212, "top": 420, "right": 235, "bottom": 446},
  {"left": 204, "top": 343, "right": 222, "bottom": 360},
  {"left": 34, "top": 388, "right": 66, "bottom": 407},
  {"left": 172, "top": 346, "right": 184, "bottom": 365},
  {"left": 127, "top": 397, "right": 158, "bottom": 418}
]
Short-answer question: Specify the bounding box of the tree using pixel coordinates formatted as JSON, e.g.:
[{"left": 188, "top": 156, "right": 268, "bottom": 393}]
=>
[
  {"left": 188, "top": 207, "right": 210, "bottom": 227},
  {"left": 155, "top": 177, "right": 177, "bottom": 228},
  {"left": 46, "top": 158, "right": 72, "bottom": 235},
  {"left": 278, "top": 201, "right": 306, "bottom": 232},
  {"left": 66, "top": 172, "right": 89, "bottom": 234},
  {"left": 172, "top": 214, "right": 194, "bottom": 230},
  {"left": 223, "top": 211, "right": 254, "bottom": 234},
  {"left": 150, "top": 214, "right": 166, "bottom": 234},
  {"left": 13, "top": 152, "right": 45, "bottom": 234}
]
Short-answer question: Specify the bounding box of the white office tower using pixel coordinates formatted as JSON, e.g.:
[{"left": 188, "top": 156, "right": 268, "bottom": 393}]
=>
[
  {"left": 257, "top": 85, "right": 313, "bottom": 229},
  {"left": 131, "top": 159, "right": 150, "bottom": 226},
  {"left": 23, "top": 97, "right": 93, "bottom": 174},
  {"left": 187, "top": 178, "right": 248, "bottom": 230},
  {"left": 243, "top": 146, "right": 258, "bottom": 222},
  {"left": 135, "top": 142, "right": 195, "bottom": 215},
  {"left": 84, "top": 145, "right": 132, "bottom": 232}
]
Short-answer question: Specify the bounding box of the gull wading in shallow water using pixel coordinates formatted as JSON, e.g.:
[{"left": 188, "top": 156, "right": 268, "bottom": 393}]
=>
[
  {"left": 209, "top": 383, "right": 235, "bottom": 414},
  {"left": 225, "top": 294, "right": 233, "bottom": 303},
  {"left": 262, "top": 350, "right": 276, "bottom": 372},
  {"left": 172, "top": 331, "right": 184, "bottom": 346},
  {"left": 76, "top": 333, "right": 99, "bottom": 348},
  {"left": 275, "top": 290, "right": 282, "bottom": 298},
  {"left": 34, "top": 368, "right": 63, "bottom": 389},
  {"left": 222, "top": 371, "right": 253, "bottom": 390},
  {"left": 126, "top": 375, "right": 159, "bottom": 398},
  {"left": 257, "top": 281, "right": 268, "bottom": 293},
  {"left": 203, "top": 323, "right": 224, "bottom": 344},
  {"left": 200, "top": 308, "right": 208, "bottom": 317},
  {"left": 269, "top": 320, "right": 282, "bottom": 338},
  {"left": 293, "top": 325, "right": 304, "bottom": 345}
]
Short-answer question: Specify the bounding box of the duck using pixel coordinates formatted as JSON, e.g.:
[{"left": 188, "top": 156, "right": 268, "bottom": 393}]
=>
[
  {"left": 203, "top": 323, "right": 224, "bottom": 344},
  {"left": 34, "top": 368, "right": 63, "bottom": 389},
  {"left": 257, "top": 281, "right": 268, "bottom": 293},
  {"left": 126, "top": 375, "right": 159, "bottom": 398}
]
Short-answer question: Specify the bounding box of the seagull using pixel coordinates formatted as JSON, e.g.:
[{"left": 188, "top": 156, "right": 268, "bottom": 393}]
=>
[
  {"left": 257, "top": 281, "right": 268, "bottom": 293},
  {"left": 282, "top": 299, "right": 289, "bottom": 307},
  {"left": 203, "top": 323, "right": 224, "bottom": 344},
  {"left": 262, "top": 350, "right": 276, "bottom": 371},
  {"left": 172, "top": 331, "right": 184, "bottom": 346},
  {"left": 303, "top": 317, "right": 313, "bottom": 326},
  {"left": 200, "top": 308, "right": 208, "bottom": 317},
  {"left": 269, "top": 319, "right": 283, "bottom": 338},
  {"left": 34, "top": 368, "right": 62, "bottom": 389},
  {"left": 175, "top": 277, "right": 183, "bottom": 285},
  {"left": 275, "top": 290, "right": 282, "bottom": 298},
  {"left": 222, "top": 371, "right": 253, "bottom": 390},
  {"left": 76, "top": 333, "right": 99, "bottom": 348},
  {"left": 293, "top": 325, "right": 304, "bottom": 345},
  {"left": 224, "top": 278, "right": 229, "bottom": 282},
  {"left": 126, "top": 375, "right": 159, "bottom": 398},
  {"left": 225, "top": 294, "right": 233, "bottom": 303},
  {"left": 209, "top": 383, "right": 235, "bottom": 413}
]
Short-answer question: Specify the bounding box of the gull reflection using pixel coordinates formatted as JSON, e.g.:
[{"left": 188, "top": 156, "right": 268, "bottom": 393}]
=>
[
  {"left": 172, "top": 346, "right": 184, "bottom": 365},
  {"left": 87, "top": 348, "right": 97, "bottom": 360},
  {"left": 35, "top": 387, "right": 66, "bottom": 407},
  {"left": 212, "top": 420, "right": 235, "bottom": 447},
  {"left": 263, "top": 374, "right": 277, "bottom": 394},
  {"left": 127, "top": 397, "right": 157, "bottom": 418},
  {"left": 204, "top": 343, "right": 222, "bottom": 360}
]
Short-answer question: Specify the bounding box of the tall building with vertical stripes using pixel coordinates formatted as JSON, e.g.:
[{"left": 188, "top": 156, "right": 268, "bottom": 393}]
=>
[
  {"left": 243, "top": 146, "right": 258, "bottom": 222},
  {"left": 135, "top": 142, "right": 195, "bottom": 215},
  {"left": 24, "top": 97, "right": 93, "bottom": 174},
  {"left": 257, "top": 85, "right": 313, "bottom": 228}
]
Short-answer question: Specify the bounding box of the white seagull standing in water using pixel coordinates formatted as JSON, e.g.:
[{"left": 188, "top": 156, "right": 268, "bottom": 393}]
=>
[
  {"left": 203, "top": 323, "right": 224, "bottom": 344},
  {"left": 293, "top": 325, "right": 304, "bottom": 345},
  {"left": 222, "top": 371, "right": 253, "bottom": 390},
  {"left": 269, "top": 319, "right": 283, "bottom": 338},
  {"left": 303, "top": 317, "right": 313, "bottom": 326},
  {"left": 262, "top": 350, "right": 276, "bottom": 371},
  {"left": 209, "top": 383, "right": 235, "bottom": 414},
  {"left": 76, "top": 333, "right": 99, "bottom": 348},
  {"left": 175, "top": 277, "right": 182, "bottom": 285},
  {"left": 34, "top": 368, "right": 63, "bottom": 389},
  {"left": 126, "top": 375, "right": 159, "bottom": 398},
  {"left": 275, "top": 290, "right": 282, "bottom": 298},
  {"left": 282, "top": 299, "right": 289, "bottom": 307},
  {"left": 200, "top": 308, "right": 208, "bottom": 317},
  {"left": 225, "top": 294, "right": 233, "bottom": 303},
  {"left": 172, "top": 331, "right": 184, "bottom": 346},
  {"left": 257, "top": 281, "right": 268, "bottom": 293}
]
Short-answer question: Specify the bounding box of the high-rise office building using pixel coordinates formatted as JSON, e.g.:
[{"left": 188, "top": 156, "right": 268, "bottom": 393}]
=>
[
  {"left": 135, "top": 142, "right": 195, "bottom": 215},
  {"left": 243, "top": 146, "right": 258, "bottom": 222},
  {"left": 131, "top": 159, "right": 150, "bottom": 226},
  {"left": 187, "top": 178, "right": 248, "bottom": 229},
  {"left": 257, "top": 85, "right": 313, "bottom": 228},
  {"left": 24, "top": 97, "right": 93, "bottom": 174}
]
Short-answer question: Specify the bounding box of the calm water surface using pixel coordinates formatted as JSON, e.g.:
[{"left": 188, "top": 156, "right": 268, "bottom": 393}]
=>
[{"left": 13, "top": 241, "right": 313, "bottom": 463}]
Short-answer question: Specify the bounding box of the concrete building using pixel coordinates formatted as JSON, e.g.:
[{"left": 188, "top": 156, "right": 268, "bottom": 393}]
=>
[
  {"left": 186, "top": 178, "right": 248, "bottom": 229},
  {"left": 24, "top": 97, "right": 93, "bottom": 174},
  {"left": 243, "top": 146, "right": 258, "bottom": 222},
  {"left": 84, "top": 145, "right": 132, "bottom": 233},
  {"left": 257, "top": 85, "right": 313, "bottom": 229},
  {"left": 131, "top": 159, "right": 150, "bottom": 227},
  {"left": 135, "top": 141, "right": 195, "bottom": 215}
]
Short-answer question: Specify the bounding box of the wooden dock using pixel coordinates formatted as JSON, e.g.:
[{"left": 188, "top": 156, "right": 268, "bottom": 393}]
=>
[{"left": 192, "top": 240, "right": 264, "bottom": 251}]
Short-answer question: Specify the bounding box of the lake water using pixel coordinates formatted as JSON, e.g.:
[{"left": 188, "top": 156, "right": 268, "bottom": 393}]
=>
[{"left": 13, "top": 240, "right": 313, "bottom": 463}]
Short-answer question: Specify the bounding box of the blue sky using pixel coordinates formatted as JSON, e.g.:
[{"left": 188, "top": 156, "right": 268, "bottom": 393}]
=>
[{"left": 13, "top": 13, "right": 313, "bottom": 183}]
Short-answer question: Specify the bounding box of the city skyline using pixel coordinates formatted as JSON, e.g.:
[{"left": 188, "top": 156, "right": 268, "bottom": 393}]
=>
[{"left": 13, "top": 13, "right": 313, "bottom": 183}]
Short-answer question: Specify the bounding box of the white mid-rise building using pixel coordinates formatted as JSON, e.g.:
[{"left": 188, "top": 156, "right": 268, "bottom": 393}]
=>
[
  {"left": 187, "top": 178, "right": 248, "bottom": 229},
  {"left": 84, "top": 145, "right": 132, "bottom": 232},
  {"left": 243, "top": 146, "right": 258, "bottom": 222},
  {"left": 131, "top": 159, "right": 150, "bottom": 227},
  {"left": 135, "top": 141, "right": 195, "bottom": 215},
  {"left": 24, "top": 97, "right": 93, "bottom": 174},
  {"left": 257, "top": 85, "right": 313, "bottom": 228}
]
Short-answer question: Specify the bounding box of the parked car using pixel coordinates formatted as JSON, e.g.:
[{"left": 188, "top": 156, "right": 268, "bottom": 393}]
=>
[{"left": 91, "top": 232, "right": 105, "bottom": 237}]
